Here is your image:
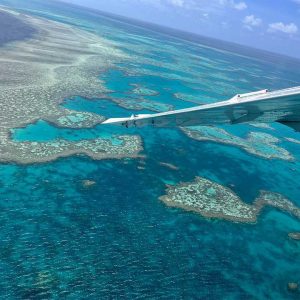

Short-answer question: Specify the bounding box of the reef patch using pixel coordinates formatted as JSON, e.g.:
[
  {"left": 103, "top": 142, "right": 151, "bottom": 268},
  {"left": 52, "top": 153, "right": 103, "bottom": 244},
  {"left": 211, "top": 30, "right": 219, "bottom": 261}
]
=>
[
  {"left": 159, "top": 162, "right": 179, "bottom": 170},
  {"left": 81, "top": 180, "right": 97, "bottom": 188},
  {"left": 174, "top": 92, "right": 213, "bottom": 104},
  {"left": 288, "top": 232, "right": 300, "bottom": 240},
  {"left": 132, "top": 86, "right": 158, "bottom": 96},
  {"left": 0, "top": 133, "right": 142, "bottom": 164},
  {"left": 0, "top": 8, "right": 146, "bottom": 163},
  {"left": 182, "top": 126, "right": 293, "bottom": 161},
  {"left": 160, "top": 176, "right": 300, "bottom": 223},
  {"left": 285, "top": 137, "right": 300, "bottom": 145},
  {"left": 248, "top": 123, "right": 274, "bottom": 130},
  {"left": 111, "top": 95, "right": 173, "bottom": 112}
]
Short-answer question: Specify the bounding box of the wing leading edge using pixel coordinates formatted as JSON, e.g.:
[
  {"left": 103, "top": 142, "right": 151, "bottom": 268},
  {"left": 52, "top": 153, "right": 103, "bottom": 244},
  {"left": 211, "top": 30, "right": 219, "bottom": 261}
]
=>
[{"left": 102, "top": 86, "right": 300, "bottom": 131}]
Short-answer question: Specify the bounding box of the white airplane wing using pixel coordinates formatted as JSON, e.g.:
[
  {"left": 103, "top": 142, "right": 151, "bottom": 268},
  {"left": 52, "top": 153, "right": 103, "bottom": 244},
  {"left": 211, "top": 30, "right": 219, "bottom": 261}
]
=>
[{"left": 102, "top": 86, "right": 300, "bottom": 131}]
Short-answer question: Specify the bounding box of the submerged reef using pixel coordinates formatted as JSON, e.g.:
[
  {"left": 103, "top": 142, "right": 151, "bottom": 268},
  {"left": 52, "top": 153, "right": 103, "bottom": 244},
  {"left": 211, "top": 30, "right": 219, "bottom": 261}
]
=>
[
  {"left": 53, "top": 110, "right": 105, "bottom": 128},
  {"left": 287, "top": 282, "right": 299, "bottom": 292},
  {"left": 285, "top": 137, "right": 300, "bottom": 145},
  {"left": 159, "top": 162, "right": 179, "bottom": 170},
  {"left": 182, "top": 126, "right": 293, "bottom": 161},
  {"left": 132, "top": 86, "right": 158, "bottom": 96},
  {"left": 174, "top": 92, "right": 213, "bottom": 104},
  {"left": 0, "top": 8, "right": 144, "bottom": 163},
  {"left": 160, "top": 177, "right": 300, "bottom": 223},
  {"left": 248, "top": 123, "right": 274, "bottom": 130},
  {"left": 288, "top": 232, "right": 300, "bottom": 240},
  {"left": 81, "top": 180, "right": 97, "bottom": 188},
  {"left": 111, "top": 95, "right": 173, "bottom": 112},
  {"left": 0, "top": 135, "right": 142, "bottom": 164}
]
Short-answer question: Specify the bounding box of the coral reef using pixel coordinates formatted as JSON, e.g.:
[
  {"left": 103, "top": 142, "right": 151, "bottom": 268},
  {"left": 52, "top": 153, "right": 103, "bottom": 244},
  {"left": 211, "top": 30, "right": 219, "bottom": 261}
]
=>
[
  {"left": 248, "top": 123, "right": 274, "bottom": 130},
  {"left": 182, "top": 126, "right": 293, "bottom": 161},
  {"left": 288, "top": 232, "right": 300, "bottom": 240},
  {"left": 285, "top": 137, "right": 300, "bottom": 145},
  {"left": 132, "top": 86, "right": 158, "bottom": 96},
  {"left": 111, "top": 95, "right": 173, "bottom": 112},
  {"left": 174, "top": 93, "right": 213, "bottom": 104},
  {"left": 0, "top": 134, "right": 142, "bottom": 164},
  {"left": 160, "top": 176, "right": 300, "bottom": 223},
  {"left": 47, "top": 110, "right": 105, "bottom": 128},
  {"left": 159, "top": 162, "right": 179, "bottom": 170},
  {"left": 0, "top": 8, "right": 134, "bottom": 163},
  {"left": 287, "top": 282, "right": 299, "bottom": 292},
  {"left": 81, "top": 180, "right": 97, "bottom": 188}
]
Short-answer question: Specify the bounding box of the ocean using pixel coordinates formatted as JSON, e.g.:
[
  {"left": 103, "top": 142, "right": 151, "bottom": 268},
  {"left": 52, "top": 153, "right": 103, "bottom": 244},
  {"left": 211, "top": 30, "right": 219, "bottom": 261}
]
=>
[{"left": 0, "top": 0, "right": 299, "bottom": 298}]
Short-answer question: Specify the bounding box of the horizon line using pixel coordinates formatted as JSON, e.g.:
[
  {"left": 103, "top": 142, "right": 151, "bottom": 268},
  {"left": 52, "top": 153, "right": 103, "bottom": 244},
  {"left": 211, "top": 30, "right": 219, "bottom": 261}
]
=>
[{"left": 56, "top": 0, "right": 300, "bottom": 62}]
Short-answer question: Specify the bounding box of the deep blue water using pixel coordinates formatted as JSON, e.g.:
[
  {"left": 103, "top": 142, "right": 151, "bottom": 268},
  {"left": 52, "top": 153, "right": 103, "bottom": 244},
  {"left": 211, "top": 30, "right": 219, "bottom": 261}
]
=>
[
  {"left": 0, "top": 10, "right": 37, "bottom": 46},
  {"left": 1, "top": 0, "right": 300, "bottom": 299}
]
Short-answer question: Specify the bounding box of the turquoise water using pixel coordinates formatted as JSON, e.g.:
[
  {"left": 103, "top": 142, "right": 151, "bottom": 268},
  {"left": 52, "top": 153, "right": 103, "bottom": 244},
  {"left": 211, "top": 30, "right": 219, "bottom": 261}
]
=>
[{"left": 2, "top": 0, "right": 300, "bottom": 298}]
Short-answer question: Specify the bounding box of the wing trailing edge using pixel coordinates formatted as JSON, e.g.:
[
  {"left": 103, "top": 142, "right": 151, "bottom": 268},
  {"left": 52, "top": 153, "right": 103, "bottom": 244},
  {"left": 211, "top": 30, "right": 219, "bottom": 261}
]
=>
[{"left": 102, "top": 86, "right": 300, "bottom": 131}]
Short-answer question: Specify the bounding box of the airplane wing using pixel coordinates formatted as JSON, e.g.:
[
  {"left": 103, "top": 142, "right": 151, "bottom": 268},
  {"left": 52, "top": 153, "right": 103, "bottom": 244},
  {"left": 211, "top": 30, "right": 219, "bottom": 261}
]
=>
[{"left": 101, "top": 86, "right": 300, "bottom": 131}]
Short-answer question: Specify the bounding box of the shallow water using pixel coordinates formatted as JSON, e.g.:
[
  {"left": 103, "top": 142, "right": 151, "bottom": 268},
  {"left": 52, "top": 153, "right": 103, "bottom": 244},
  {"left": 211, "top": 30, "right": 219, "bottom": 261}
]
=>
[{"left": 1, "top": 0, "right": 300, "bottom": 298}]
